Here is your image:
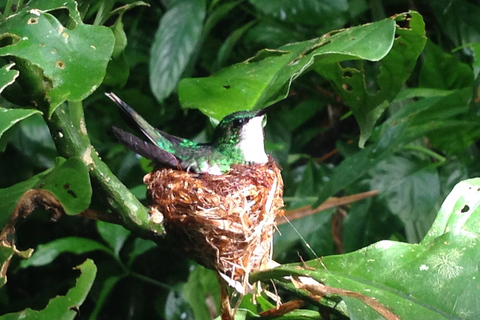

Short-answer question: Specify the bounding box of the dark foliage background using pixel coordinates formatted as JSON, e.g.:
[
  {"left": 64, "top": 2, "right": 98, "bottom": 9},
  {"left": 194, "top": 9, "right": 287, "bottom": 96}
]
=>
[{"left": 0, "top": 0, "right": 479, "bottom": 319}]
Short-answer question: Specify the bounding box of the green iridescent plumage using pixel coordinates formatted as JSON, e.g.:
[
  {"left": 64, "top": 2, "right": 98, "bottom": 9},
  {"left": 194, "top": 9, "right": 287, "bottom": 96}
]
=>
[{"left": 106, "top": 93, "right": 269, "bottom": 175}]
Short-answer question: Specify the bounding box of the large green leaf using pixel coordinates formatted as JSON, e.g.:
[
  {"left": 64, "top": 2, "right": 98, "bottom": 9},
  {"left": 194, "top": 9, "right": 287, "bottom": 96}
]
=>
[
  {"left": 314, "top": 11, "right": 427, "bottom": 146},
  {"left": 254, "top": 178, "right": 480, "bottom": 319},
  {"left": 149, "top": 0, "right": 206, "bottom": 102},
  {"left": 0, "top": 0, "right": 114, "bottom": 115},
  {"left": 179, "top": 13, "right": 396, "bottom": 120},
  {"left": 0, "top": 259, "right": 96, "bottom": 320}
]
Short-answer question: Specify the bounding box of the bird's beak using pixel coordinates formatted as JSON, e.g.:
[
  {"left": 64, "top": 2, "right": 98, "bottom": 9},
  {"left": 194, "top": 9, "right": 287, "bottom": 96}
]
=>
[{"left": 255, "top": 104, "right": 274, "bottom": 117}]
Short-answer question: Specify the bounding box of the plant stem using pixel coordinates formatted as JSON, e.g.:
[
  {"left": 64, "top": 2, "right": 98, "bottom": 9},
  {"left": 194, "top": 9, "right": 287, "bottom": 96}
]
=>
[
  {"left": 46, "top": 100, "right": 164, "bottom": 238},
  {"left": 402, "top": 145, "right": 446, "bottom": 165}
]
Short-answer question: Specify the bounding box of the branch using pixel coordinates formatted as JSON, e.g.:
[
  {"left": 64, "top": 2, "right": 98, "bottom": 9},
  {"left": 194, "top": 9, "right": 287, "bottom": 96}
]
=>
[{"left": 45, "top": 100, "right": 163, "bottom": 238}]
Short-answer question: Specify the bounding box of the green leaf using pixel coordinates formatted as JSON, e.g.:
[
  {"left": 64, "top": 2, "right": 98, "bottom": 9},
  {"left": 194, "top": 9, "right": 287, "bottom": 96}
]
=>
[
  {"left": 369, "top": 155, "right": 440, "bottom": 242},
  {"left": 0, "top": 157, "right": 92, "bottom": 229},
  {"left": 423, "top": 178, "right": 480, "bottom": 243},
  {"left": 88, "top": 275, "right": 123, "bottom": 320},
  {"left": 249, "top": 0, "right": 364, "bottom": 29},
  {"left": 183, "top": 266, "right": 220, "bottom": 320},
  {"left": 37, "top": 157, "right": 91, "bottom": 215},
  {"left": 8, "top": 113, "right": 56, "bottom": 168},
  {"left": 419, "top": 39, "right": 474, "bottom": 90},
  {"left": 0, "top": 62, "right": 19, "bottom": 93},
  {"left": 314, "top": 11, "right": 427, "bottom": 146},
  {"left": 313, "top": 117, "right": 410, "bottom": 207},
  {"left": 149, "top": 0, "right": 206, "bottom": 102},
  {"left": 256, "top": 178, "right": 480, "bottom": 319},
  {"left": 20, "top": 237, "right": 112, "bottom": 268},
  {"left": 179, "top": 12, "right": 397, "bottom": 120},
  {"left": 426, "top": 0, "right": 480, "bottom": 46},
  {"left": 127, "top": 237, "right": 156, "bottom": 265},
  {"left": 0, "top": 106, "right": 41, "bottom": 152},
  {"left": 96, "top": 220, "right": 130, "bottom": 256},
  {"left": 0, "top": 1, "right": 115, "bottom": 115},
  {"left": 0, "top": 259, "right": 96, "bottom": 320}
]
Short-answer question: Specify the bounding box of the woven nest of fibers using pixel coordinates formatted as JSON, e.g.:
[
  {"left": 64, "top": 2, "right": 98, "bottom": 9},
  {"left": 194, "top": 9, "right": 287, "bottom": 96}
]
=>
[{"left": 144, "top": 156, "right": 284, "bottom": 283}]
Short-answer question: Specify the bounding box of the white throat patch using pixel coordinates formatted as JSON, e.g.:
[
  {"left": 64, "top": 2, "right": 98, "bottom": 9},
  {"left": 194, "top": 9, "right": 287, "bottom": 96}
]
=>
[{"left": 238, "top": 116, "right": 268, "bottom": 163}]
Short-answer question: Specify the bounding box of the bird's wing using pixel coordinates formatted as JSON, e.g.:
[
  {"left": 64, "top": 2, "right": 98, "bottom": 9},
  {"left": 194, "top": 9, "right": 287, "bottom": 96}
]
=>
[
  {"left": 112, "top": 127, "right": 179, "bottom": 169},
  {"left": 106, "top": 93, "right": 189, "bottom": 152}
]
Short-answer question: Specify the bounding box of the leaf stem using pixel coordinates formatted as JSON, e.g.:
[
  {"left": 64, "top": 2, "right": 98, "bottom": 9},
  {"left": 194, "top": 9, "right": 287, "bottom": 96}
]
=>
[
  {"left": 402, "top": 145, "right": 446, "bottom": 165},
  {"left": 129, "top": 271, "right": 173, "bottom": 290}
]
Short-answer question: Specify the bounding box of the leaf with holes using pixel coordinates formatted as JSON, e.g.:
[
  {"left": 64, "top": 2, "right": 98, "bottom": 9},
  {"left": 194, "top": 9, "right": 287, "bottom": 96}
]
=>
[
  {"left": 314, "top": 11, "right": 426, "bottom": 146},
  {"left": 0, "top": 259, "right": 96, "bottom": 319},
  {"left": 179, "top": 12, "right": 400, "bottom": 120},
  {"left": 0, "top": 0, "right": 114, "bottom": 115},
  {"left": 253, "top": 178, "right": 480, "bottom": 319}
]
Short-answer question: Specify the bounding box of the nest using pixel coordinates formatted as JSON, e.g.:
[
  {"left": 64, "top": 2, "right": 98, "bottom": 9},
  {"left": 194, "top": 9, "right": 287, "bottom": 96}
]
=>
[{"left": 144, "top": 156, "right": 284, "bottom": 284}]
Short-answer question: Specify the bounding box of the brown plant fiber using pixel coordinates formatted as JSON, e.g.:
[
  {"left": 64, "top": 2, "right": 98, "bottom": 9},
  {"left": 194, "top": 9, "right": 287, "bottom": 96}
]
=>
[{"left": 144, "top": 157, "right": 284, "bottom": 282}]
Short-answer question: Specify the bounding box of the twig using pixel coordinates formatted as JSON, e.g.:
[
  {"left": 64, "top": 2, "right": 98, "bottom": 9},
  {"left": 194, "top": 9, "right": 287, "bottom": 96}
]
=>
[{"left": 277, "top": 190, "right": 380, "bottom": 225}]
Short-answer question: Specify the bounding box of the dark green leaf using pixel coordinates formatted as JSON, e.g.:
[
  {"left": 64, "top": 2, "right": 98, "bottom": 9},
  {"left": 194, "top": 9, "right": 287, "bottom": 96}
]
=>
[
  {"left": 426, "top": 0, "right": 480, "bottom": 46},
  {"left": 183, "top": 266, "right": 219, "bottom": 320},
  {"left": 0, "top": 106, "right": 41, "bottom": 152},
  {"left": 313, "top": 117, "right": 410, "bottom": 207},
  {"left": 0, "top": 259, "right": 96, "bottom": 320},
  {"left": 88, "top": 275, "right": 123, "bottom": 320},
  {"left": 127, "top": 237, "right": 156, "bottom": 265},
  {"left": 0, "top": 157, "right": 92, "bottom": 229},
  {"left": 9, "top": 114, "right": 56, "bottom": 168},
  {"left": 20, "top": 237, "right": 111, "bottom": 268},
  {"left": 249, "top": 0, "right": 366, "bottom": 30},
  {"left": 96, "top": 220, "right": 130, "bottom": 256},
  {"left": 419, "top": 40, "right": 474, "bottom": 90},
  {"left": 369, "top": 155, "right": 440, "bottom": 242},
  {"left": 149, "top": 0, "right": 206, "bottom": 102}
]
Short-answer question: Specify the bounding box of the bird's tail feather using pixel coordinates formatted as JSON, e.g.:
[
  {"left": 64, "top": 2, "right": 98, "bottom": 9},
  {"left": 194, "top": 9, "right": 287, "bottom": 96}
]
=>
[
  {"left": 112, "top": 126, "right": 179, "bottom": 169},
  {"left": 105, "top": 92, "right": 174, "bottom": 152}
]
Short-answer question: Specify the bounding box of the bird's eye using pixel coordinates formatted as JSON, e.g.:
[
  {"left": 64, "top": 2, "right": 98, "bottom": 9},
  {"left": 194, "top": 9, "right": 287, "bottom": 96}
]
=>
[{"left": 233, "top": 118, "right": 244, "bottom": 126}]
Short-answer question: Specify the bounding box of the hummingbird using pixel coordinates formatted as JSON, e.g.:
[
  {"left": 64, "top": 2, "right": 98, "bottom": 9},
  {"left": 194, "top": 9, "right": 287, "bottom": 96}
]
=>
[{"left": 106, "top": 92, "right": 269, "bottom": 175}]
